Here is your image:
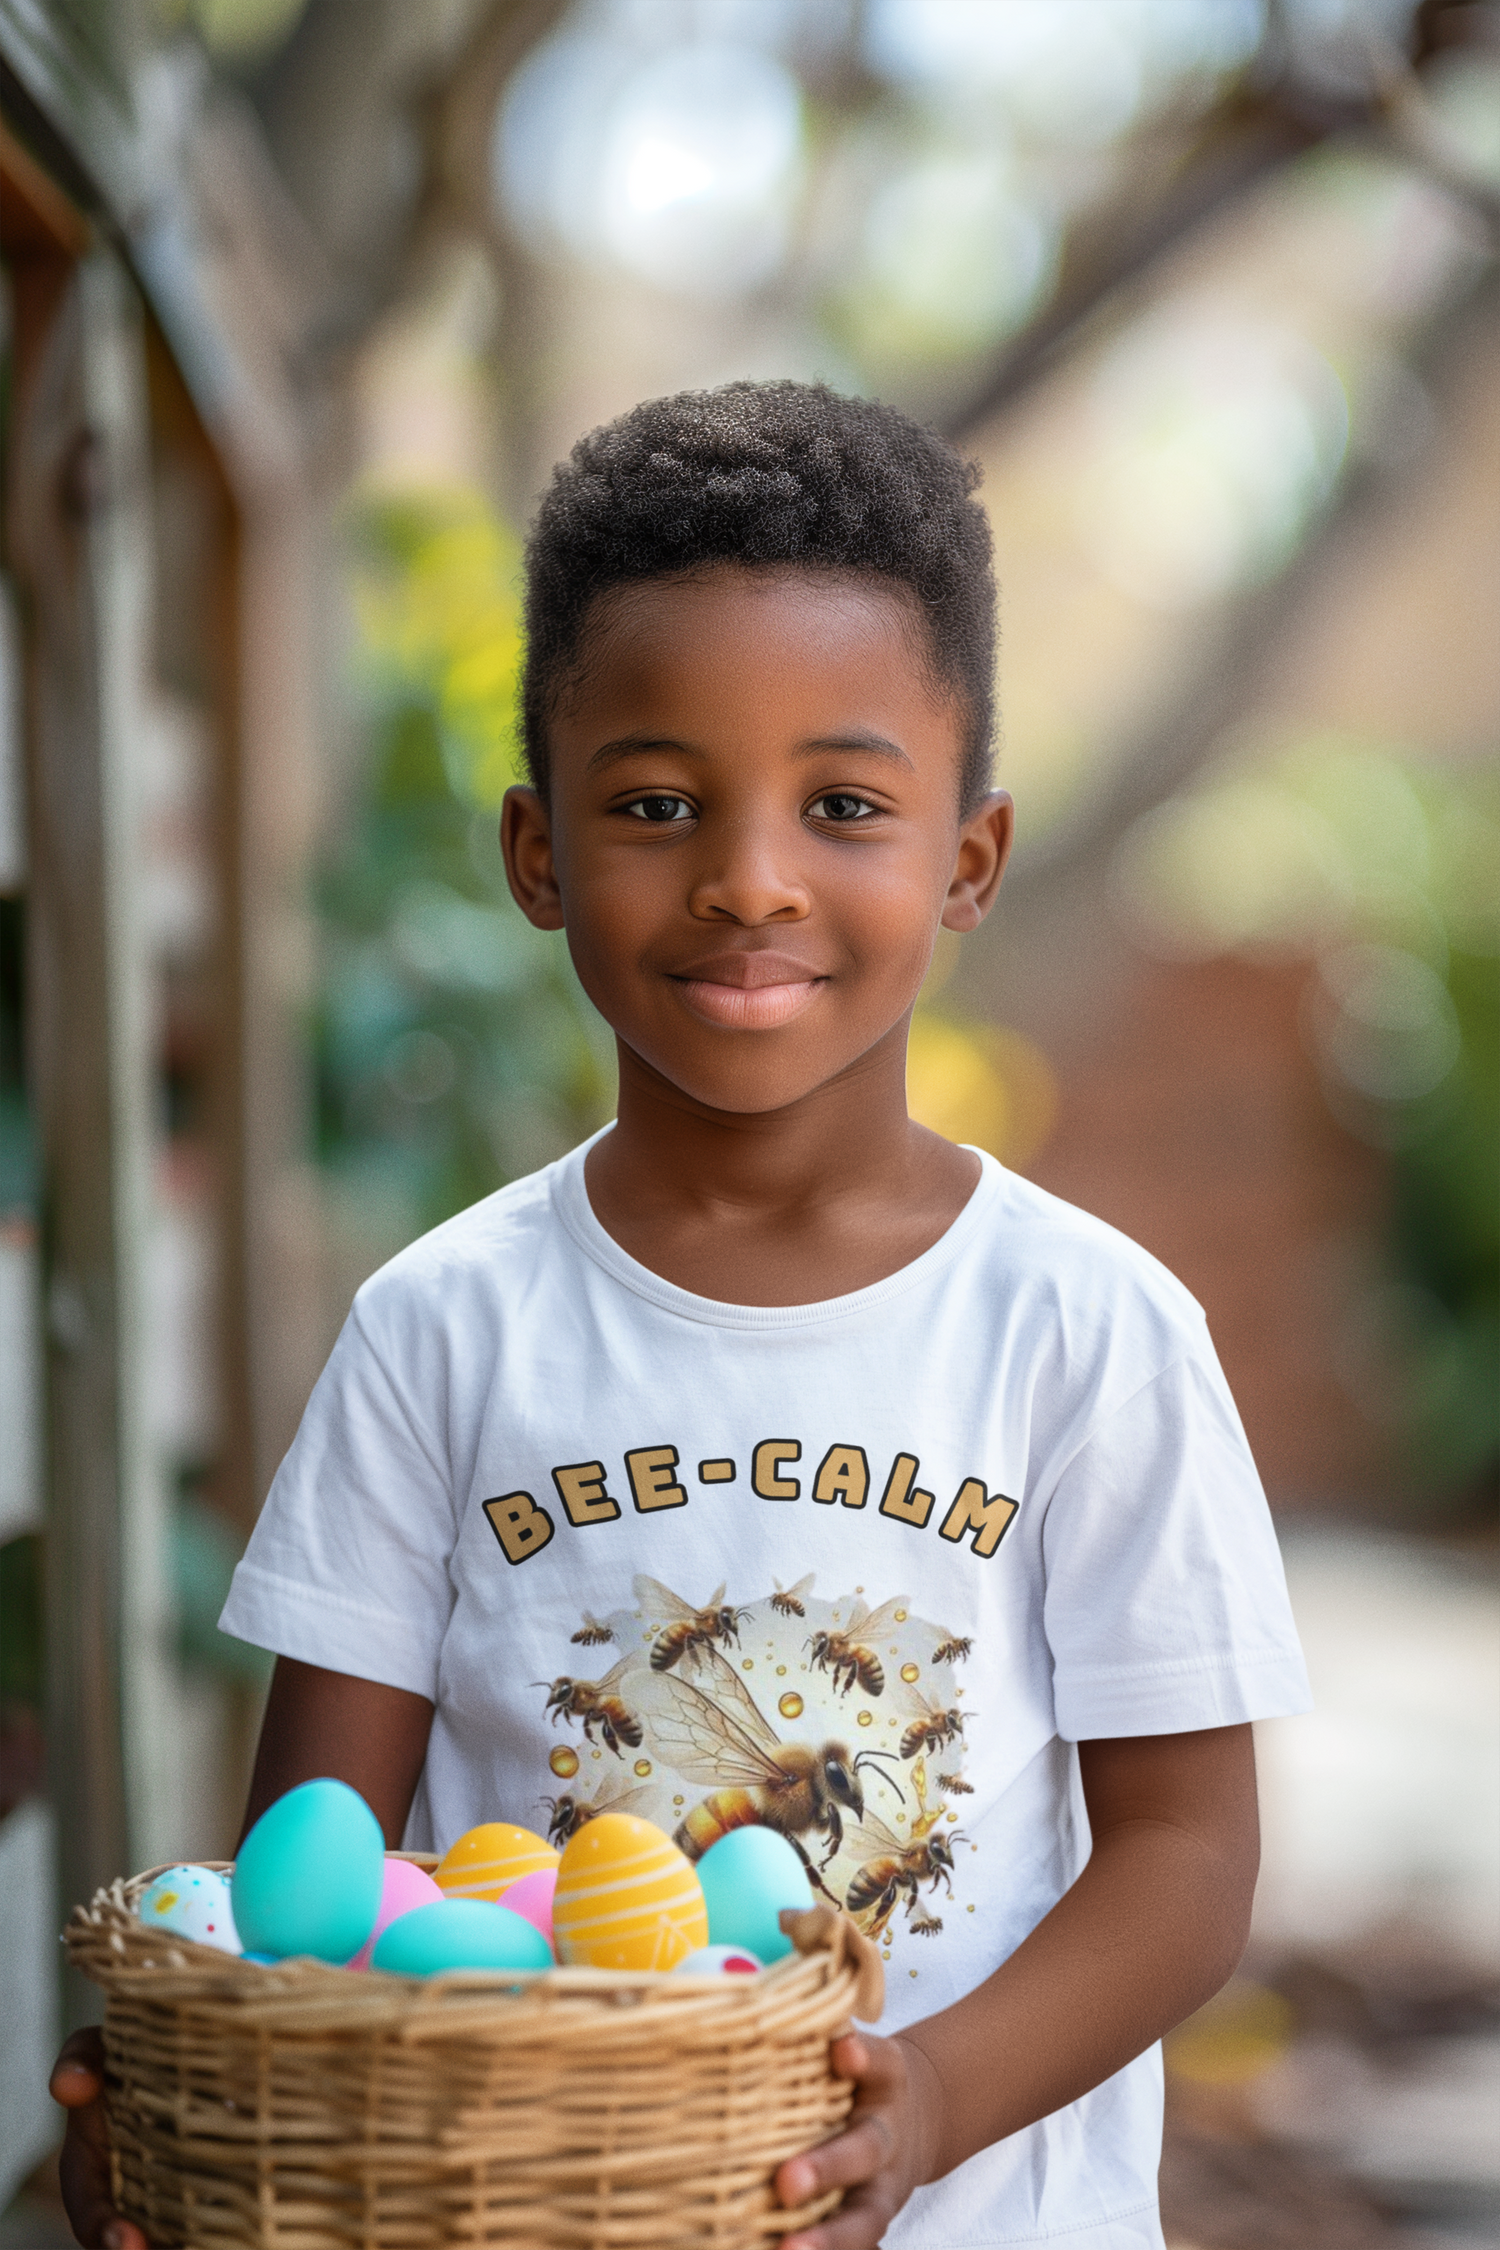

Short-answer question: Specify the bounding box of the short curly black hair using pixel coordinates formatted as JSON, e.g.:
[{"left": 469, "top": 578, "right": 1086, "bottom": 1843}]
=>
[{"left": 520, "top": 380, "right": 996, "bottom": 814}]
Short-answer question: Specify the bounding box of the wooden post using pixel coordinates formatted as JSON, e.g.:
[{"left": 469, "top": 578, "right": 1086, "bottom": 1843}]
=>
[{"left": 10, "top": 245, "right": 165, "bottom": 2021}]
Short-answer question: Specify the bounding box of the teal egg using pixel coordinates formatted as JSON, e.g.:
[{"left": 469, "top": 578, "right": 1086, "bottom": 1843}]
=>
[
  {"left": 231, "top": 1779, "right": 384, "bottom": 1964},
  {"left": 697, "top": 1828, "right": 812, "bottom": 1963},
  {"left": 371, "top": 1900, "right": 554, "bottom": 1975}
]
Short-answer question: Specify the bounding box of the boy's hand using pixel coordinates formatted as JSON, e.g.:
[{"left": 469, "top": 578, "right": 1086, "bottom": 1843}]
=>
[
  {"left": 774, "top": 2029, "right": 940, "bottom": 2250},
  {"left": 50, "top": 2028, "right": 147, "bottom": 2250}
]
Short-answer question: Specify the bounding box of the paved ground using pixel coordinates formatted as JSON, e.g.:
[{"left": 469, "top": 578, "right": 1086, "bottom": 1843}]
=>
[{"left": 1162, "top": 1524, "right": 1500, "bottom": 2250}]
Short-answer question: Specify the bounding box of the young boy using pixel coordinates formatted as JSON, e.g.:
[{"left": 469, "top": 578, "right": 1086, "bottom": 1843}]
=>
[{"left": 55, "top": 381, "right": 1309, "bottom": 2250}]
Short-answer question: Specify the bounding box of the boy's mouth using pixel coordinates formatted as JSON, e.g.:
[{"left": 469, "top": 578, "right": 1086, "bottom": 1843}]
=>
[{"left": 668, "top": 949, "right": 825, "bottom": 1031}]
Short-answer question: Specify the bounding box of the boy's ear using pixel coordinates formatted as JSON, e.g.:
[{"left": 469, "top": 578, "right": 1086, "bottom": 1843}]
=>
[
  {"left": 941, "top": 791, "right": 1014, "bottom": 933},
  {"left": 501, "top": 786, "right": 565, "bottom": 931}
]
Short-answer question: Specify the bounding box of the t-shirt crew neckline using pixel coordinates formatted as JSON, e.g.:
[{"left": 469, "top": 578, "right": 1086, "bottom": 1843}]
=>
[{"left": 553, "top": 1127, "right": 1003, "bottom": 1331}]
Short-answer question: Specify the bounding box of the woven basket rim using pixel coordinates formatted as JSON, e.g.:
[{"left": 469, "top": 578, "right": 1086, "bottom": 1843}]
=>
[{"left": 68, "top": 1859, "right": 885, "bottom": 2032}]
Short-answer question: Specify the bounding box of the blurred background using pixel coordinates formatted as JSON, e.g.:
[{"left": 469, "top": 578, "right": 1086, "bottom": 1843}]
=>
[{"left": 0, "top": 2, "right": 1495, "bottom": 2244}]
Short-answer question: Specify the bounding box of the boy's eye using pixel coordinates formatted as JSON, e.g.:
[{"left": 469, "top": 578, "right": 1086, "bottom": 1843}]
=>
[
  {"left": 625, "top": 794, "right": 693, "bottom": 823},
  {"left": 809, "top": 793, "right": 876, "bottom": 823}
]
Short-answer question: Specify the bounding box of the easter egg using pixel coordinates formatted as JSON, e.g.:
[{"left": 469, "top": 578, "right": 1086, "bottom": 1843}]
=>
[
  {"left": 231, "top": 1778, "right": 384, "bottom": 1964},
  {"left": 697, "top": 1827, "right": 812, "bottom": 1964},
  {"left": 371, "top": 1900, "right": 553, "bottom": 1975},
  {"left": 498, "top": 1866, "right": 557, "bottom": 1948},
  {"left": 346, "top": 1857, "right": 444, "bottom": 1971},
  {"left": 434, "top": 1822, "right": 559, "bottom": 1901},
  {"left": 138, "top": 1865, "right": 241, "bottom": 1955},
  {"left": 673, "top": 1944, "right": 762, "bottom": 1976},
  {"left": 553, "top": 1814, "right": 708, "bottom": 1972}
]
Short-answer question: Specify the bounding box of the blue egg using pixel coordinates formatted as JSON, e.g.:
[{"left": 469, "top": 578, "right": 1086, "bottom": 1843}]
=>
[
  {"left": 231, "top": 1779, "right": 384, "bottom": 1964},
  {"left": 697, "top": 1828, "right": 812, "bottom": 1963},
  {"left": 371, "top": 1900, "right": 554, "bottom": 1975}
]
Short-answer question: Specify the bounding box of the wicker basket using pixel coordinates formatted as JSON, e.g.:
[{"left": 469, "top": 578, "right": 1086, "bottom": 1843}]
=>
[{"left": 67, "top": 1859, "right": 885, "bottom": 2250}]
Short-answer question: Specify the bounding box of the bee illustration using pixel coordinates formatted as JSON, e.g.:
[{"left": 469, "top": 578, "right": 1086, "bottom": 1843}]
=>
[
  {"left": 635, "top": 1576, "right": 750, "bottom": 1674},
  {"left": 770, "top": 1573, "right": 815, "bottom": 1618},
  {"left": 937, "top": 1772, "right": 973, "bottom": 1796},
  {"left": 540, "top": 1777, "right": 651, "bottom": 1848},
  {"left": 534, "top": 1657, "right": 643, "bottom": 1757},
  {"left": 932, "top": 1635, "right": 973, "bottom": 1665},
  {"left": 899, "top": 1685, "right": 968, "bottom": 1761},
  {"left": 805, "top": 1596, "right": 908, "bottom": 1699},
  {"left": 640, "top": 1650, "right": 896, "bottom": 1893},
  {"left": 570, "top": 1610, "right": 615, "bottom": 1648},
  {"left": 845, "top": 1811, "right": 965, "bottom": 1941}
]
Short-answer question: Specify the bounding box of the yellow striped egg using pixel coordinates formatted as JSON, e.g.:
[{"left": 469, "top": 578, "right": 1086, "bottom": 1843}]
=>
[
  {"left": 434, "top": 1823, "right": 559, "bottom": 1902},
  {"left": 553, "top": 1815, "right": 708, "bottom": 1972}
]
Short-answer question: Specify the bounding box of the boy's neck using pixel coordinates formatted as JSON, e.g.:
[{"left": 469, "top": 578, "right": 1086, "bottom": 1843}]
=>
[{"left": 583, "top": 1029, "right": 983, "bottom": 1307}]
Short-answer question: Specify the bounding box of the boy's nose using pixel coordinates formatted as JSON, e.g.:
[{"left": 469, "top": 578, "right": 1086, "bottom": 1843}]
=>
[{"left": 686, "top": 827, "right": 810, "bottom": 925}]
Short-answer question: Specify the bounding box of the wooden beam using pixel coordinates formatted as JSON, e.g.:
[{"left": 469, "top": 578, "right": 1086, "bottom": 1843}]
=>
[{"left": 7, "top": 248, "right": 162, "bottom": 2019}]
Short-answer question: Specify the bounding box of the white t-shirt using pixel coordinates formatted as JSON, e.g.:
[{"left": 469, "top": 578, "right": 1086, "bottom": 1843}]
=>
[{"left": 221, "top": 1135, "right": 1310, "bottom": 2250}]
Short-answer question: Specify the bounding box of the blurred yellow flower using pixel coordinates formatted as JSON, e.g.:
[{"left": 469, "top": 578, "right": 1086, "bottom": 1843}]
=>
[
  {"left": 906, "top": 1013, "right": 1057, "bottom": 1170},
  {"left": 1164, "top": 1979, "right": 1295, "bottom": 2088},
  {"left": 351, "top": 493, "right": 527, "bottom": 809}
]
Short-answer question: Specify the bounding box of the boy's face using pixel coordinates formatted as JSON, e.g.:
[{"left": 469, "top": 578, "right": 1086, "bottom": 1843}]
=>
[{"left": 503, "top": 565, "right": 1011, "bottom": 1120}]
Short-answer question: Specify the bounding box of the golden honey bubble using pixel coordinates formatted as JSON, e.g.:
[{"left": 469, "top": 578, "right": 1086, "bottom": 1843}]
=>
[
  {"left": 742, "top": 1658, "right": 754, "bottom": 1670},
  {"left": 591, "top": 1749, "right": 602, "bottom": 1760},
  {"left": 893, "top": 1609, "right": 907, "bottom": 1623},
  {"left": 857, "top": 1709, "right": 873, "bottom": 1727},
  {"left": 882, "top": 1950, "right": 891, "bottom": 1961},
  {"left": 548, "top": 1746, "right": 579, "bottom": 1779},
  {"left": 673, "top": 1795, "right": 685, "bottom": 1807},
  {"left": 778, "top": 1692, "right": 804, "bottom": 1721},
  {"left": 900, "top": 1663, "right": 920, "bottom": 1683},
  {"left": 776, "top": 1665, "right": 787, "bottom": 1676},
  {"left": 634, "top": 1759, "right": 652, "bottom": 1778},
  {"left": 966, "top": 1903, "right": 975, "bottom": 1913},
  {"left": 947, "top": 1810, "right": 959, "bottom": 1822}
]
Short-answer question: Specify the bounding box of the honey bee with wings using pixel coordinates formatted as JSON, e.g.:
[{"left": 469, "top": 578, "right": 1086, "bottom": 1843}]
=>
[
  {"left": 534, "top": 1656, "right": 643, "bottom": 1757},
  {"left": 570, "top": 1610, "right": 615, "bottom": 1648},
  {"left": 634, "top": 1576, "right": 750, "bottom": 1674},
  {"left": 804, "top": 1594, "right": 909, "bottom": 1698},
  {"left": 640, "top": 1648, "right": 896, "bottom": 1894},
  {"left": 845, "top": 1807, "right": 966, "bottom": 1939},
  {"left": 898, "top": 1682, "right": 968, "bottom": 1760},
  {"left": 540, "top": 1773, "right": 653, "bottom": 1848},
  {"left": 770, "top": 1573, "right": 815, "bottom": 1618}
]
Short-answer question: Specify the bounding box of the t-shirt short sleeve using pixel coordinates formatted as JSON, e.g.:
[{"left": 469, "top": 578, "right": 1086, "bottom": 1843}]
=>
[
  {"left": 1042, "top": 1353, "right": 1311, "bottom": 1740},
  {"left": 218, "top": 1296, "right": 458, "bottom": 1701}
]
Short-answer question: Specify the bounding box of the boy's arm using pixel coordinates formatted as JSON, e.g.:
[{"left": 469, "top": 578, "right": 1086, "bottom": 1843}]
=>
[
  {"left": 239, "top": 1656, "right": 435, "bottom": 1843},
  {"left": 776, "top": 1722, "right": 1260, "bottom": 2250},
  {"left": 53, "top": 1660, "right": 433, "bottom": 2250}
]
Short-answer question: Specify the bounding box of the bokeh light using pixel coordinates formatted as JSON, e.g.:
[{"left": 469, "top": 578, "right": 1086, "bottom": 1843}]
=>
[
  {"left": 1080, "top": 311, "right": 1350, "bottom": 609},
  {"left": 496, "top": 29, "right": 804, "bottom": 297}
]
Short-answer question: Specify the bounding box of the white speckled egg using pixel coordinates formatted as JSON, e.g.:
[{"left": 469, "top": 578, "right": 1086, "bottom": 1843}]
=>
[
  {"left": 673, "top": 1944, "right": 762, "bottom": 1976},
  {"left": 138, "top": 1865, "right": 241, "bottom": 1954}
]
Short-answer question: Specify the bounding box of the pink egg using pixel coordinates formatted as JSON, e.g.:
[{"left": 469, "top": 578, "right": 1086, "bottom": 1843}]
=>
[
  {"left": 498, "top": 1866, "right": 558, "bottom": 1951},
  {"left": 345, "top": 1858, "right": 444, "bottom": 1971}
]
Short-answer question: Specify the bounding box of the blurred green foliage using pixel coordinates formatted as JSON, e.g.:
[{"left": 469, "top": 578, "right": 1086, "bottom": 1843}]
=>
[
  {"left": 1118, "top": 738, "right": 1498, "bottom": 1503},
  {"left": 1390, "top": 933, "right": 1498, "bottom": 1495},
  {"left": 171, "top": 1484, "right": 272, "bottom": 1683},
  {"left": 315, "top": 492, "right": 612, "bottom": 1243}
]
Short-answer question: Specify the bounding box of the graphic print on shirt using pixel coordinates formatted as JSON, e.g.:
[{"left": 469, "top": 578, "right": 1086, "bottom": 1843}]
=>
[{"left": 533, "top": 1572, "right": 974, "bottom": 1954}]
